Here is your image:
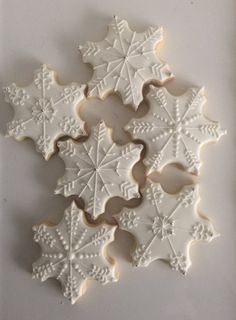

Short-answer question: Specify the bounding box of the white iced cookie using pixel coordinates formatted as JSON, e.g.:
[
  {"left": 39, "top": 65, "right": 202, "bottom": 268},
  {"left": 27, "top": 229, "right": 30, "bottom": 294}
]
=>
[
  {"left": 79, "top": 16, "right": 173, "bottom": 110},
  {"left": 115, "top": 181, "right": 218, "bottom": 274},
  {"left": 3, "top": 64, "right": 86, "bottom": 160},
  {"left": 126, "top": 86, "right": 226, "bottom": 174},
  {"left": 32, "top": 201, "right": 118, "bottom": 304},
  {"left": 55, "top": 121, "right": 143, "bottom": 219}
]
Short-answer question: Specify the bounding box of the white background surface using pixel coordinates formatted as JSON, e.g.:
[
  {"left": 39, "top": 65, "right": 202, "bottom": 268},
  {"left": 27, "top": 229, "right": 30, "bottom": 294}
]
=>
[{"left": 0, "top": 0, "right": 235, "bottom": 319}]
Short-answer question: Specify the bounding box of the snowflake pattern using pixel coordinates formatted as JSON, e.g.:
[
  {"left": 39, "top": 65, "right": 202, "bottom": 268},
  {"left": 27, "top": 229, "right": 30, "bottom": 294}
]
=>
[
  {"left": 115, "top": 181, "right": 218, "bottom": 274},
  {"left": 79, "top": 16, "right": 173, "bottom": 110},
  {"left": 3, "top": 64, "right": 86, "bottom": 159},
  {"left": 126, "top": 86, "right": 226, "bottom": 174},
  {"left": 32, "top": 201, "right": 118, "bottom": 304},
  {"left": 118, "top": 210, "right": 140, "bottom": 229},
  {"left": 55, "top": 121, "right": 143, "bottom": 219}
]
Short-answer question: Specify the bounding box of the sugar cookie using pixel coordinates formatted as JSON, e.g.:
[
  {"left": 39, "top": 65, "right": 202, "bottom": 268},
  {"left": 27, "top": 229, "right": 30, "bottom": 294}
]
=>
[
  {"left": 115, "top": 180, "right": 218, "bottom": 274},
  {"left": 3, "top": 64, "right": 86, "bottom": 159},
  {"left": 126, "top": 86, "right": 226, "bottom": 174},
  {"left": 79, "top": 16, "right": 173, "bottom": 110},
  {"left": 55, "top": 121, "right": 143, "bottom": 219},
  {"left": 32, "top": 201, "right": 118, "bottom": 304}
]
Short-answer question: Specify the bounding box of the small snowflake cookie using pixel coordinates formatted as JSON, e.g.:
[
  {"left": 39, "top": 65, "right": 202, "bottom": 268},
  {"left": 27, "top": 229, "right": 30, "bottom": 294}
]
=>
[
  {"left": 3, "top": 64, "right": 86, "bottom": 160},
  {"left": 79, "top": 16, "right": 173, "bottom": 110},
  {"left": 115, "top": 180, "right": 218, "bottom": 274},
  {"left": 55, "top": 121, "right": 143, "bottom": 219},
  {"left": 32, "top": 201, "right": 118, "bottom": 304},
  {"left": 126, "top": 86, "right": 226, "bottom": 174}
]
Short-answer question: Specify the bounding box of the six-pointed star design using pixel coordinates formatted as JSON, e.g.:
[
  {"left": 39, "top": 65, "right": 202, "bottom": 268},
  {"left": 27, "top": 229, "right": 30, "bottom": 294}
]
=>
[
  {"left": 126, "top": 86, "right": 226, "bottom": 174},
  {"left": 79, "top": 16, "right": 173, "bottom": 110},
  {"left": 3, "top": 64, "right": 86, "bottom": 159},
  {"left": 55, "top": 121, "right": 143, "bottom": 219},
  {"left": 115, "top": 181, "right": 218, "bottom": 274},
  {"left": 32, "top": 201, "right": 118, "bottom": 304}
]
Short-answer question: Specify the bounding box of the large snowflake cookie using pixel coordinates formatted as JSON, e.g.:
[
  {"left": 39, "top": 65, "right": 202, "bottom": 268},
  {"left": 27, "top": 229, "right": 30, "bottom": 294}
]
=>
[
  {"left": 79, "top": 16, "right": 173, "bottom": 110},
  {"left": 32, "top": 201, "right": 118, "bottom": 304},
  {"left": 3, "top": 64, "right": 86, "bottom": 160},
  {"left": 126, "top": 86, "right": 226, "bottom": 174},
  {"left": 115, "top": 181, "right": 218, "bottom": 274},
  {"left": 55, "top": 121, "right": 143, "bottom": 219}
]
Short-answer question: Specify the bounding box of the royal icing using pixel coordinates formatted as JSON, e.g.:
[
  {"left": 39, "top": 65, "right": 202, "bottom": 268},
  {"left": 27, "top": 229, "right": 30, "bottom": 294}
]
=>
[
  {"left": 32, "top": 201, "right": 118, "bottom": 304},
  {"left": 126, "top": 86, "right": 226, "bottom": 174},
  {"left": 115, "top": 181, "right": 218, "bottom": 274},
  {"left": 79, "top": 16, "right": 173, "bottom": 110},
  {"left": 3, "top": 64, "right": 86, "bottom": 160},
  {"left": 55, "top": 121, "right": 143, "bottom": 219}
]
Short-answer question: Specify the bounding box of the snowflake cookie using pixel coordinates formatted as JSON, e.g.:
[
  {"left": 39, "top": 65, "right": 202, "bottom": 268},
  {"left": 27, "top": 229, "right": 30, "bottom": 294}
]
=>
[
  {"left": 79, "top": 16, "right": 173, "bottom": 110},
  {"left": 125, "top": 86, "right": 226, "bottom": 174},
  {"left": 115, "top": 181, "right": 218, "bottom": 274},
  {"left": 32, "top": 201, "right": 118, "bottom": 304},
  {"left": 3, "top": 64, "right": 86, "bottom": 160},
  {"left": 55, "top": 121, "right": 143, "bottom": 219}
]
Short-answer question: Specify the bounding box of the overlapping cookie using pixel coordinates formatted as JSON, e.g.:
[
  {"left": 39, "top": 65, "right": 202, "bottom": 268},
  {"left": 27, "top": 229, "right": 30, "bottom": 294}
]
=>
[
  {"left": 55, "top": 121, "right": 143, "bottom": 219},
  {"left": 126, "top": 86, "right": 226, "bottom": 174},
  {"left": 115, "top": 180, "right": 218, "bottom": 274}
]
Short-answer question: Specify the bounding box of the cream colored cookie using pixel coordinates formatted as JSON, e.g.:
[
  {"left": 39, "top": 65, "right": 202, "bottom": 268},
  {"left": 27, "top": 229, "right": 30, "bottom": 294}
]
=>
[
  {"left": 115, "top": 180, "right": 218, "bottom": 274},
  {"left": 79, "top": 16, "right": 173, "bottom": 110},
  {"left": 55, "top": 121, "right": 143, "bottom": 219},
  {"left": 32, "top": 201, "right": 118, "bottom": 304},
  {"left": 3, "top": 64, "right": 86, "bottom": 160},
  {"left": 126, "top": 86, "right": 226, "bottom": 174}
]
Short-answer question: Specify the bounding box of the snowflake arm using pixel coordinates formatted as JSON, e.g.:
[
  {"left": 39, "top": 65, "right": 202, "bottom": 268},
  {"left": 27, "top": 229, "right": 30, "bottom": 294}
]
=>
[
  {"left": 32, "top": 201, "right": 118, "bottom": 304},
  {"left": 125, "top": 86, "right": 226, "bottom": 174},
  {"left": 79, "top": 16, "right": 173, "bottom": 110},
  {"left": 114, "top": 181, "right": 218, "bottom": 274},
  {"left": 3, "top": 64, "right": 86, "bottom": 160},
  {"left": 55, "top": 121, "right": 143, "bottom": 219}
]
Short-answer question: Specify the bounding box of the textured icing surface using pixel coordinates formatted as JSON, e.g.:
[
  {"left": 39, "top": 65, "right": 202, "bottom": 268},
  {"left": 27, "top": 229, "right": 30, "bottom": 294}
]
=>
[
  {"left": 115, "top": 181, "right": 218, "bottom": 274},
  {"left": 126, "top": 86, "right": 226, "bottom": 174},
  {"left": 32, "top": 201, "right": 117, "bottom": 304},
  {"left": 79, "top": 16, "right": 173, "bottom": 110},
  {"left": 55, "top": 121, "right": 143, "bottom": 219},
  {"left": 3, "top": 64, "right": 86, "bottom": 159}
]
